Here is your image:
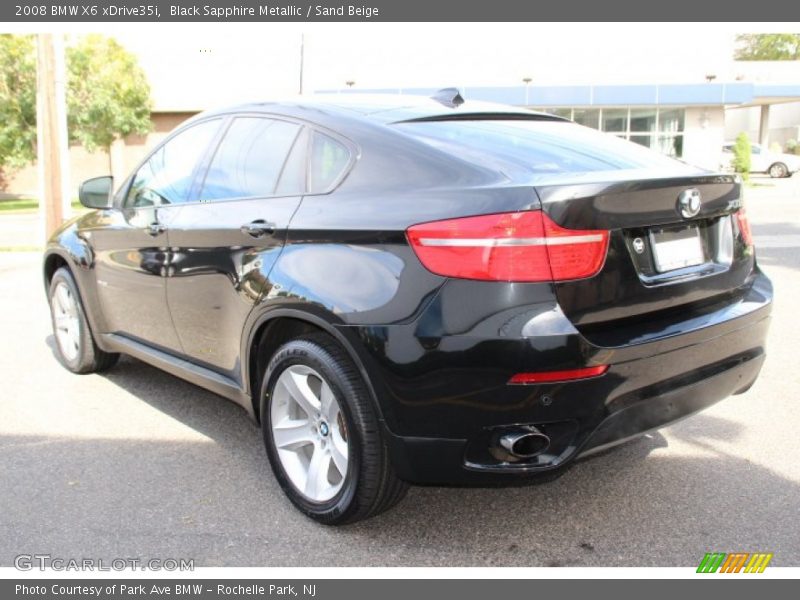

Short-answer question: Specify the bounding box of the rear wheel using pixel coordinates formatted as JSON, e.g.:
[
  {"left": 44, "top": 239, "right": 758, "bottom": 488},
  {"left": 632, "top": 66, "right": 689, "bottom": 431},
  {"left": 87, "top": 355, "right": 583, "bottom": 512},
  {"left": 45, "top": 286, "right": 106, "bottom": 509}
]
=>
[
  {"left": 768, "top": 162, "right": 788, "bottom": 178},
  {"left": 261, "top": 333, "right": 408, "bottom": 524},
  {"left": 48, "top": 267, "right": 119, "bottom": 374}
]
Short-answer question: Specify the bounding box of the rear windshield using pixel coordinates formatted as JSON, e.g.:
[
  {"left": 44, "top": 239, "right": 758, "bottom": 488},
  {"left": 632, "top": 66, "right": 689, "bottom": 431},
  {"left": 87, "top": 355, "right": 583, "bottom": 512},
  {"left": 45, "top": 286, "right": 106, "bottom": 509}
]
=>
[{"left": 393, "top": 119, "right": 684, "bottom": 175}]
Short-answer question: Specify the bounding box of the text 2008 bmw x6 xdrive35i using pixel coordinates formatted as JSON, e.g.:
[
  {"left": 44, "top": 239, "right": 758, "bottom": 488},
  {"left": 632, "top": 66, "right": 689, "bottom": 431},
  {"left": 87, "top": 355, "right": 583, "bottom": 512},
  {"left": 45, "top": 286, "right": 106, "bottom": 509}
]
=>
[{"left": 44, "top": 93, "right": 772, "bottom": 524}]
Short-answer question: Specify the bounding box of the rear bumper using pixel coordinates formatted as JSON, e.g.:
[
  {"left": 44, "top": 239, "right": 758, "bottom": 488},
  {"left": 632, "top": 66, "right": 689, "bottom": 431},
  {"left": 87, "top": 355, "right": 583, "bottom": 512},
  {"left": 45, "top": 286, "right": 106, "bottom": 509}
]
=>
[
  {"left": 350, "top": 270, "right": 772, "bottom": 485},
  {"left": 579, "top": 350, "right": 764, "bottom": 457}
]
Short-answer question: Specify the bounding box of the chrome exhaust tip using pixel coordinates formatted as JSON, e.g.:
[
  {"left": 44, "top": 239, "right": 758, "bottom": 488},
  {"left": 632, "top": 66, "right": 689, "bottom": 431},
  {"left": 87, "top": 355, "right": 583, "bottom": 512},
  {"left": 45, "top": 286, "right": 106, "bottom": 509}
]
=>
[{"left": 497, "top": 426, "right": 551, "bottom": 460}]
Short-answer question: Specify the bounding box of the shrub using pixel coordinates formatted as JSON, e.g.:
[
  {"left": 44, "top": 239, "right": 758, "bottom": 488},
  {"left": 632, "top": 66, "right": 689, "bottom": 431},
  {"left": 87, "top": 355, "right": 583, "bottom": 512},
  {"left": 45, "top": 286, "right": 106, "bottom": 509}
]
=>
[{"left": 732, "top": 133, "right": 752, "bottom": 181}]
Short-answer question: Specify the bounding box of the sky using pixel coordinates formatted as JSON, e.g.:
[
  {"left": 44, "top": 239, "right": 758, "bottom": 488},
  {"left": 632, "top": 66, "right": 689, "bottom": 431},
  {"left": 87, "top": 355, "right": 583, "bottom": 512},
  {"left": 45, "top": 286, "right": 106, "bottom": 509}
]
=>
[
  {"left": 113, "top": 23, "right": 736, "bottom": 110},
  {"left": 17, "top": 22, "right": 797, "bottom": 111}
]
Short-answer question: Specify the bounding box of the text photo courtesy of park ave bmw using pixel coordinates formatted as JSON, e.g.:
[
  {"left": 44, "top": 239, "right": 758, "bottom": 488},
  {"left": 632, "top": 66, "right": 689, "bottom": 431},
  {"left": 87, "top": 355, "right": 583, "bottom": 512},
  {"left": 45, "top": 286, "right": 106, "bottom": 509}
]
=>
[
  {"left": 14, "top": 584, "right": 317, "bottom": 597},
  {"left": 1, "top": 3, "right": 800, "bottom": 590}
]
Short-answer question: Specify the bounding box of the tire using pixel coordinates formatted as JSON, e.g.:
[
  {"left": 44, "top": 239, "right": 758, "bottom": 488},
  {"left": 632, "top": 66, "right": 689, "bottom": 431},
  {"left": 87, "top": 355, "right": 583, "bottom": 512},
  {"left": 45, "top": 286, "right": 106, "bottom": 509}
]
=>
[
  {"left": 48, "top": 267, "right": 119, "bottom": 374},
  {"left": 768, "top": 162, "right": 788, "bottom": 178},
  {"left": 260, "top": 333, "right": 408, "bottom": 525}
]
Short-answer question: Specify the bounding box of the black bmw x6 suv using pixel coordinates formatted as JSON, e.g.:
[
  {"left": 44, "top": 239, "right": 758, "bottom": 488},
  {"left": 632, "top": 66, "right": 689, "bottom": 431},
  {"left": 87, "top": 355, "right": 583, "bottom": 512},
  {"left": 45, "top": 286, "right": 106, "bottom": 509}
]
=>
[{"left": 44, "top": 93, "right": 772, "bottom": 524}]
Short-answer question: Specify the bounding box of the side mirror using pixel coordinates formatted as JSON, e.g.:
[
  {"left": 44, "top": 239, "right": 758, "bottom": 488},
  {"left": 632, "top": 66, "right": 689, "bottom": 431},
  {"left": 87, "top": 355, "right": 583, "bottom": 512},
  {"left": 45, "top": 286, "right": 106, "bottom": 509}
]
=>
[{"left": 79, "top": 176, "right": 114, "bottom": 209}]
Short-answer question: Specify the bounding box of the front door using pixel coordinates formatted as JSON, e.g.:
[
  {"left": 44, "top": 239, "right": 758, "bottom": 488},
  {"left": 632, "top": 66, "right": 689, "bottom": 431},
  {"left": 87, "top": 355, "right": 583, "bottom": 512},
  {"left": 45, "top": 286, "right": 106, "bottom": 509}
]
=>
[{"left": 92, "top": 118, "right": 223, "bottom": 353}]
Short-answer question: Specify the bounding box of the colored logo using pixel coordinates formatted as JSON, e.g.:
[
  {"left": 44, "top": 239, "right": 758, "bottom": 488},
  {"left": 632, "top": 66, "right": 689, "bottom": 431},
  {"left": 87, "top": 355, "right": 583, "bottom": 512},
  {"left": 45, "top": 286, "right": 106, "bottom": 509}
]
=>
[{"left": 697, "top": 552, "right": 773, "bottom": 573}]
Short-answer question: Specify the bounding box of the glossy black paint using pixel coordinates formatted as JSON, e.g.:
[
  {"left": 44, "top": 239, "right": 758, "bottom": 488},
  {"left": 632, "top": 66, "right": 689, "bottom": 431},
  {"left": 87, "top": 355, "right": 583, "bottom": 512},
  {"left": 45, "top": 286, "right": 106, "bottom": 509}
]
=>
[
  {"left": 88, "top": 206, "right": 184, "bottom": 352},
  {"left": 44, "top": 97, "right": 772, "bottom": 485}
]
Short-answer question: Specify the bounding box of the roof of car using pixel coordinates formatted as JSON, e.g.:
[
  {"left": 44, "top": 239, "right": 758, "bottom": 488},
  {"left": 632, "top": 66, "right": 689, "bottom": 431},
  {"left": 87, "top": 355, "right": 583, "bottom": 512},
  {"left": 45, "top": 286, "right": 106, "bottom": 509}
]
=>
[{"left": 200, "top": 93, "right": 563, "bottom": 127}]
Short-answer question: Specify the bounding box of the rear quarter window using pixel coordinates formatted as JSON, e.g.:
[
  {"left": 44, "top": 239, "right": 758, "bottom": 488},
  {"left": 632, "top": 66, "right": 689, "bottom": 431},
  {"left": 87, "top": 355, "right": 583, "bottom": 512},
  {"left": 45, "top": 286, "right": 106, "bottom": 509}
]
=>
[{"left": 308, "top": 132, "right": 351, "bottom": 193}]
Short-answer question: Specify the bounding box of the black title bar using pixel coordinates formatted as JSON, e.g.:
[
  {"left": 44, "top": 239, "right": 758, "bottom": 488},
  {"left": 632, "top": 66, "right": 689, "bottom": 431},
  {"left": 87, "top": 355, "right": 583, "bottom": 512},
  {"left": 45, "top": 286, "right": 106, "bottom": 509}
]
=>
[
  {"left": 4, "top": 579, "right": 800, "bottom": 600},
  {"left": 5, "top": 0, "right": 800, "bottom": 22}
]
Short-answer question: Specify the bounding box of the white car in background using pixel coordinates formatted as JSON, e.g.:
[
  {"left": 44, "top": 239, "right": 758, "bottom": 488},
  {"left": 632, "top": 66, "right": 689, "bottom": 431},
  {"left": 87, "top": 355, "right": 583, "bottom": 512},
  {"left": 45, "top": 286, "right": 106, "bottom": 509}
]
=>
[{"left": 721, "top": 142, "right": 800, "bottom": 178}]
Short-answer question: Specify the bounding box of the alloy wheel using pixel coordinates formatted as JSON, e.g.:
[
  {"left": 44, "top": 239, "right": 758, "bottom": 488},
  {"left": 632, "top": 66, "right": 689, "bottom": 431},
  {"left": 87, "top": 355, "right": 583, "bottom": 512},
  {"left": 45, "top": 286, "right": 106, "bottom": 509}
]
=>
[
  {"left": 51, "top": 282, "right": 81, "bottom": 362},
  {"left": 270, "top": 364, "right": 349, "bottom": 502}
]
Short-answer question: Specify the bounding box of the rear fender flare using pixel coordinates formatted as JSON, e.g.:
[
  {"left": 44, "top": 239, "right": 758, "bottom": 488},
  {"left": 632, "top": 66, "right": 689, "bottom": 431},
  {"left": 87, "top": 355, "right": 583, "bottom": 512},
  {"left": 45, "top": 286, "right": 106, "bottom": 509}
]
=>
[{"left": 242, "top": 305, "right": 386, "bottom": 424}]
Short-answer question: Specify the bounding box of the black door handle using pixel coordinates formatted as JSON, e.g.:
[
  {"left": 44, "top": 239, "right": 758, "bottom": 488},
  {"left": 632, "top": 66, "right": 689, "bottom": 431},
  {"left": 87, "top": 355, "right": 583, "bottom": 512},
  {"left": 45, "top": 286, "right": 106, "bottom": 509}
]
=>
[
  {"left": 241, "top": 220, "right": 275, "bottom": 238},
  {"left": 146, "top": 222, "right": 166, "bottom": 237}
]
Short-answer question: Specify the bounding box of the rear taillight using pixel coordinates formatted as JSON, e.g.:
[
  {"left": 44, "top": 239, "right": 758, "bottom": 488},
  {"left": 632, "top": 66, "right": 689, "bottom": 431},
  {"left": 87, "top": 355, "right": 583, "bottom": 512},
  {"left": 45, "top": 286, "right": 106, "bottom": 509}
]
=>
[
  {"left": 406, "top": 210, "right": 609, "bottom": 282},
  {"left": 735, "top": 208, "right": 753, "bottom": 247}
]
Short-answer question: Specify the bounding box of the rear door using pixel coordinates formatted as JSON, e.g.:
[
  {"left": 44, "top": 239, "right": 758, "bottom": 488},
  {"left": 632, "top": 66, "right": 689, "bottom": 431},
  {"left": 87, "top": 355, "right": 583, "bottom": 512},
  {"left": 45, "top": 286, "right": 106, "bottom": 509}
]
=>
[{"left": 165, "top": 115, "right": 309, "bottom": 375}]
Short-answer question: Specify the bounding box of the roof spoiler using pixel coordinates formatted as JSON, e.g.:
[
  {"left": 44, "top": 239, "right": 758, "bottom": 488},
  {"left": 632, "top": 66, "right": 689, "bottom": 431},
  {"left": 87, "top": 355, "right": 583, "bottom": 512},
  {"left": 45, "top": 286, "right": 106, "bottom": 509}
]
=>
[{"left": 395, "top": 112, "right": 568, "bottom": 124}]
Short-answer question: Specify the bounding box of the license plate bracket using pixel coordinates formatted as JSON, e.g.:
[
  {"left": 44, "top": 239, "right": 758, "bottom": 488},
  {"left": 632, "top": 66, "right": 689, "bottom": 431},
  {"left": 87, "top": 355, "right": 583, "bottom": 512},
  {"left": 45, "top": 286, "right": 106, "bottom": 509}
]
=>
[{"left": 649, "top": 226, "right": 705, "bottom": 273}]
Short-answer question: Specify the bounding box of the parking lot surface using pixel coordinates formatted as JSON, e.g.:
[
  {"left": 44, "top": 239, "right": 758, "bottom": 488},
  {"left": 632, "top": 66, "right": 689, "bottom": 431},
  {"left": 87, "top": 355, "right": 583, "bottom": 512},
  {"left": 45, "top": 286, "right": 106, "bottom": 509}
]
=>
[{"left": 1, "top": 177, "right": 798, "bottom": 567}]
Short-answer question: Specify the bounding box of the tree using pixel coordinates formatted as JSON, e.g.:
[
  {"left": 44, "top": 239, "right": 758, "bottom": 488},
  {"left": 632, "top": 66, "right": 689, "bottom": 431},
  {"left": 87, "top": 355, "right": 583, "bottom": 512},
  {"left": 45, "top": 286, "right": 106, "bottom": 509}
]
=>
[
  {"left": 66, "top": 35, "right": 152, "bottom": 154},
  {"left": 732, "top": 133, "right": 752, "bottom": 182},
  {"left": 735, "top": 34, "right": 800, "bottom": 61},
  {"left": 0, "top": 35, "right": 37, "bottom": 172},
  {"left": 0, "top": 34, "right": 151, "bottom": 178}
]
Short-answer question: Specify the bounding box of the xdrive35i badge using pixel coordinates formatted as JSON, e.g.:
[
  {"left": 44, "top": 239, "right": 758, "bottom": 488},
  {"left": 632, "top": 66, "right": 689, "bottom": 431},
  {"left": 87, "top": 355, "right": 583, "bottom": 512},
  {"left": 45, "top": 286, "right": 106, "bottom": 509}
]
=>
[{"left": 677, "top": 188, "right": 702, "bottom": 219}]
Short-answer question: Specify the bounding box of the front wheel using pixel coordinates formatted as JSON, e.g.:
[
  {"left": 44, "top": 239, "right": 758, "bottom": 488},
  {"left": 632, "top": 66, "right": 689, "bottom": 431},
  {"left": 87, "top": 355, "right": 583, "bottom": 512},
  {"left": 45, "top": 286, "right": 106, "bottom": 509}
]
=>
[
  {"left": 261, "top": 333, "right": 408, "bottom": 524},
  {"left": 768, "top": 162, "right": 788, "bottom": 178},
  {"left": 48, "top": 267, "right": 119, "bottom": 374}
]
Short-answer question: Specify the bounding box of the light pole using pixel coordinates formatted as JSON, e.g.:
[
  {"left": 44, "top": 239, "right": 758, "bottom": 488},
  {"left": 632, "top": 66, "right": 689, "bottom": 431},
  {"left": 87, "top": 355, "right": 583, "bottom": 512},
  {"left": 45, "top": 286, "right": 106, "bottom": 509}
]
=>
[
  {"left": 522, "top": 77, "right": 532, "bottom": 105},
  {"left": 298, "top": 33, "right": 305, "bottom": 95},
  {"left": 345, "top": 80, "right": 355, "bottom": 88}
]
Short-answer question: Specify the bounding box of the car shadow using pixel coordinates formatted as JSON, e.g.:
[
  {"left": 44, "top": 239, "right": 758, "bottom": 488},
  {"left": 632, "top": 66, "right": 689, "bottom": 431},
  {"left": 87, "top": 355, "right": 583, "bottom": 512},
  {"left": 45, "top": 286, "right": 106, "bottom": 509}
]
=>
[
  {"left": 45, "top": 335, "right": 268, "bottom": 459},
  {"left": 22, "top": 338, "right": 799, "bottom": 567}
]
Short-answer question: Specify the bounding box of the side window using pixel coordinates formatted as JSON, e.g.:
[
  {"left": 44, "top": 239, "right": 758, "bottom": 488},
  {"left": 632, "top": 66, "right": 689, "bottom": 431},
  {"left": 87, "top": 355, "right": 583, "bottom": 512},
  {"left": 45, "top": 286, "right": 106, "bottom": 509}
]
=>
[
  {"left": 126, "top": 119, "right": 220, "bottom": 207},
  {"left": 199, "top": 117, "right": 301, "bottom": 201},
  {"left": 308, "top": 132, "right": 351, "bottom": 193},
  {"left": 275, "top": 127, "right": 308, "bottom": 196},
  {"left": 751, "top": 145, "right": 762, "bottom": 155}
]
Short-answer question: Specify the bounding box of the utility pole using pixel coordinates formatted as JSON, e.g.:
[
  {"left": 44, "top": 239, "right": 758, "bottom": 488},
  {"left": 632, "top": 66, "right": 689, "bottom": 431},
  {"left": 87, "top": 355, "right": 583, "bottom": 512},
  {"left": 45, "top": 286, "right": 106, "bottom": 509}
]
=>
[{"left": 36, "top": 33, "right": 70, "bottom": 242}]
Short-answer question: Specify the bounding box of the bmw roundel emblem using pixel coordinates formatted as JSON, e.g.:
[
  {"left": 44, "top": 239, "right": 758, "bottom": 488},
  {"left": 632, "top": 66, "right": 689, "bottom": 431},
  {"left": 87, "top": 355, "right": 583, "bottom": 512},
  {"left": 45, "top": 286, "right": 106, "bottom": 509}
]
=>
[{"left": 677, "top": 188, "right": 702, "bottom": 219}]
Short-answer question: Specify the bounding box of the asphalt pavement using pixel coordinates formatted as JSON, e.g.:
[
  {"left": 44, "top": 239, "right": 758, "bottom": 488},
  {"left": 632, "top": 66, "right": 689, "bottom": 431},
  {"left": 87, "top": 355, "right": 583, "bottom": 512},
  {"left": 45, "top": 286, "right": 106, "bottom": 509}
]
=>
[{"left": 0, "top": 177, "right": 798, "bottom": 567}]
